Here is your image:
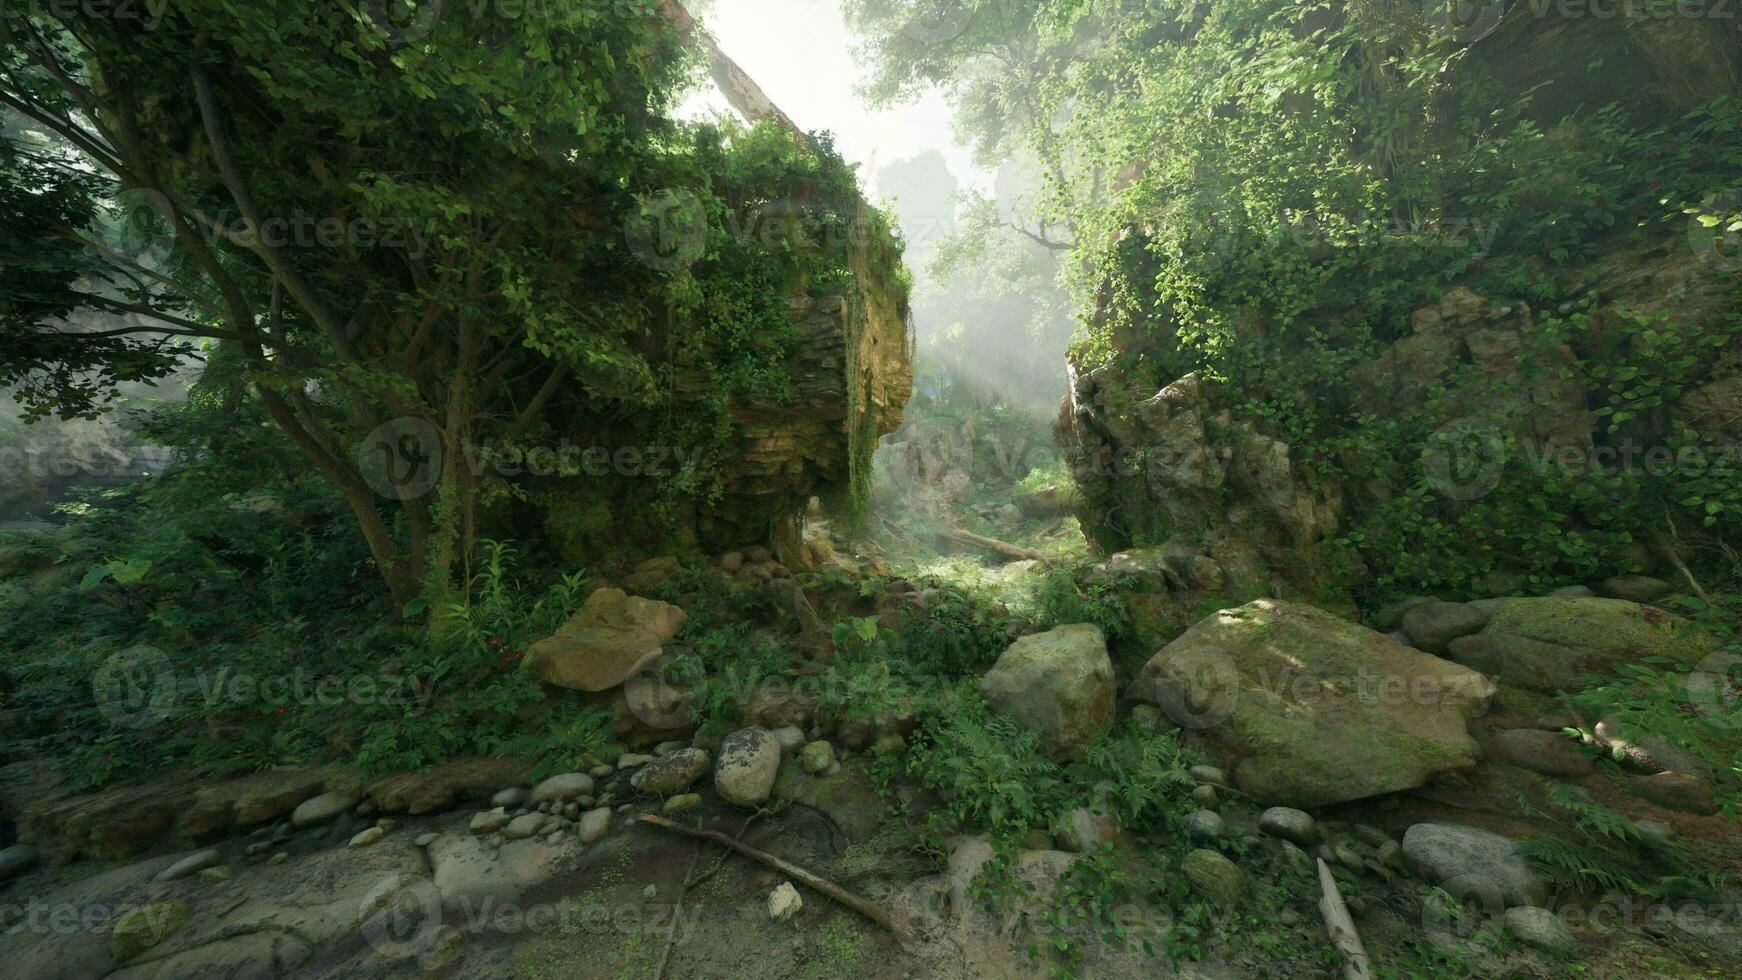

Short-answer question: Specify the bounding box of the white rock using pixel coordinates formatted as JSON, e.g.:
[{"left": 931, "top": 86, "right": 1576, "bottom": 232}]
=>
[
  {"left": 290, "top": 792, "right": 358, "bottom": 828},
  {"left": 528, "top": 773, "right": 595, "bottom": 806},
  {"left": 155, "top": 848, "right": 221, "bottom": 881},
  {"left": 578, "top": 808, "right": 612, "bottom": 843},
  {"left": 348, "top": 827, "right": 384, "bottom": 848},
  {"left": 768, "top": 881, "right": 802, "bottom": 921},
  {"left": 714, "top": 727, "right": 780, "bottom": 807}
]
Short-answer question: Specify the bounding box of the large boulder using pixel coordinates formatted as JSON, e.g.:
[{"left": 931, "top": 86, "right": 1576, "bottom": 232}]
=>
[
  {"left": 1129, "top": 600, "right": 1494, "bottom": 807},
  {"left": 1475, "top": 597, "right": 1713, "bottom": 692},
  {"left": 1402, "top": 823, "right": 1544, "bottom": 907},
  {"left": 978, "top": 624, "right": 1115, "bottom": 760},
  {"left": 522, "top": 587, "right": 687, "bottom": 691}
]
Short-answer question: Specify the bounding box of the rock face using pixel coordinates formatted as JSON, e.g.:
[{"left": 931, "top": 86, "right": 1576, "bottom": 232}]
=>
[
  {"left": 715, "top": 727, "right": 781, "bottom": 807},
  {"left": 978, "top": 624, "right": 1115, "bottom": 761},
  {"left": 1402, "top": 823, "right": 1543, "bottom": 907},
  {"left": 1475, "top": 597, "right": 1712, "bottom": 692},
  {"left": 522, "top": 588, "right": 688, "bottom": 691},
  {"left": 1129, "top": 600, "right": 1494, "bottom": 807}
]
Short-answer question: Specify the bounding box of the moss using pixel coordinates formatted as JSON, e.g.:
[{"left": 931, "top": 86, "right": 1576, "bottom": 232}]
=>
[{"left": 110, "top": 900, "right": 190, "bottom": 963}]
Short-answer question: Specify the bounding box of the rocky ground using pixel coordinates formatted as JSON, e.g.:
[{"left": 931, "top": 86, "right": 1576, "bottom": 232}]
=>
[{"left": 4, "top": 547, "right": 1742, "bottom": 978}]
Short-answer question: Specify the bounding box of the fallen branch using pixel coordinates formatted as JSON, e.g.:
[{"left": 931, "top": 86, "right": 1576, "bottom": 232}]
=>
[
  {"left": 935, "top": 527, "right": 1046, "bottom": 563},
  {"left": 1653, "top": 520, "right": 1713, "bottom": 606},
  {"left": 638, "top": 813, "right": 914, "bottom": 943},
  {"left": 1317, "top": 857, "right": 1373, "bottom": 980}
]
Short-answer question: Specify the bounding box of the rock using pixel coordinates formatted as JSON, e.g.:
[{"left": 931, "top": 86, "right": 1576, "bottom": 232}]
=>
[
  {"left": 771, "top": 726, "right": 806, "bottom": 754},
  {"left": 798, "top": 740, "right": 836, "bottom": 775},
  {"left": 155, "top": 847, "right": 220, "bottom": 881},
  {"left": 768, "top": 881, "right": 803, "bottom": 922},
  {"left": 522, "top": 587, "right": 688, "bottom": 691},
  {"left": 1476, "top": 597, "right": 1712, "bottom": 691},
  {"left": 290, "top": 792, "right": 357, "bottom": 829},
  {"left": 1593, "top": 717, "right": 1709, "bottom": 775},
  {"left": 978, "top": 623, "right": 1116, "bottom": 761},
  {"left": 1374, "top": 596, "right": 1437, "bottom": 632},
  {"left": 1627, "top": 771, "right": 1717, "bottom": 814},
  {"left": 630, "top": 748, "right": 709, "bottom": 795},
  {"left": 268, "top": 851, "right": 288, "bottom": 865},
  {"left": 470, "top": 808, "right": 511, "bottom": 835},
  {"left": 232, "top": 775, "right": 327, "bottom": 826},
  {"left": 1599, "top": 575, "right": 1671, "bottom": 603},
  {"left": 415, "top": 833, "right": 439, "bottom": 847},
  {"left": 1057, "top": 807, "right": 1121, "bottom": 852},
  {"left": 503, "top": 813, "right": 545, "bottom": 840},
  {"left": 349, "top": 826, "right": 385, "bottom": 848},
  {"left": 590, "top": 764, "right": 616, "bottom": 779},
  {"left": 1185, "top": 810, "right": 1225, "bottom": 840},
  {"left": 1189, "top": 765, "right": 1226, "bottom": 785},
  {"left": 1387, "top": 631, "right": 1412, "bottom": 646},
  {"left": 623, "top": 555, "right": 682, "bottom": 594},
  {"left": 871, "top": 733, "right": 906, "bottom": 756},
  {"left": 578, "top": 807, "right": 612, "bottom": 843},
  {"left": 719, "top": 551, "right": 744, "bottom": 572},
  {"left": 528, "top": 772, "right": 596, "bottom": 806},
  {"left": 784, "top": 767, "right": 885, "bottom": 842},
  {"left": 1504, "top": 906, "right": 1576, "bottom": 955},
  {"left": 1444, "top": 634, "right": 1504, "bottom": 675},
  {"left": 1190, "top": 784, "right": 1218, "bottom": 808},
  {"left": 0, "top": 843, "right": 39, "bottom": 882},
  {"left": 1400, "top": 601, "right": 1489, "bottom": 654},
  {"left": 368, "top": 756, "right": 534, "bottom": 815},
  {"left": 1377, "top": 840, "right": 1404, "bottom": 870},
  {"left": 617, "top": 753, "right": 655, "bottom": 769},
  {"left": 492, "top": 787, "right": 529, "bottom": 808},
  {"left": 1258, "top": 807, "right": 1316, "bottom": 846},
  {"left": 111, "top": 900, "right": 191, "bottom": 963},
  {"left": 1548, "top": 585, "right": 1593, "bottom": 597},
  {"left": 1129, "top": 703, "right": 1175, "bottom": 733},
  {"left": 429, "top": 833, "right": 584, "bottom": 911},
  {"left": 1401, "top": 823, "right": 1542, "bottom": 907},
  {"left": 1181, "top": 849, "right": 1244, "bottom": 904},
  {"left": 1129, "top": 600, "right": 1494, "bottom": 807},
  {"left": 1488, "top": 729, "right": 1594, "bottom": 777},
  {"left": 715, "top": 727, "right": 781, "bottom": 806},
  {"left": 654, "top": 740, "right": 687, "bottom": 755},
  {"left": 662, "top": 793, "right": 700, "bottom": 814},
  {"left": 746, "top": 545, "right": 772, "bottom": 563}
]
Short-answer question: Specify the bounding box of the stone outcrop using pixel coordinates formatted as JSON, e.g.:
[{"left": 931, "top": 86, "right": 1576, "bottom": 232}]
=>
[
  {"left": 522, "top": 587, "right": 688, "bottom": 692},
  {"left": 979, "top": 624, "right": 1115, "bottom": 761}
]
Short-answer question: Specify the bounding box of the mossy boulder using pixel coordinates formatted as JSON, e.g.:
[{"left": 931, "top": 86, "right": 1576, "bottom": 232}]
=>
[
  {"left": 979, "top": 623, "right": 1115, "bottom": 761},
  {"left": 522, "top": 588, "right": 687, "bottom": 692},
  {"left": 1477, "top": 597, "right": 1714, "bottom": 692},
  {"left": 1181, "top": 849, "right": 1245, "bottom": 905},
  {"left": 111, "top": 900, "right": 190, "bottom": 963},
  {"left": 1129, "top": 600, "right": 1494, "bottom": 807}
]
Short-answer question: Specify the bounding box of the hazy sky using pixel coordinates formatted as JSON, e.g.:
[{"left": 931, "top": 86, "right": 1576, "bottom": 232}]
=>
[{"left": 677, "top": 0, "right": 994, "bottom": 200}]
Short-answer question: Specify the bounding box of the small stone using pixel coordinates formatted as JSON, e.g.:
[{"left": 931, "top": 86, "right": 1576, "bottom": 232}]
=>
[
  {"left": 1258, "top": 807, "right": 1317, "bottom": 846},
  {"left": 1185, "top": 810, "right": 1225, "bottom": 840},
  {"left": 470, "top": 808, "right": 511, "bottom": 835},
  {"left": 1599, "top": 575, "right": 1671, "bottom": 604},
  {"left": 590, "top": 764, "right": 615, "bottom": 779},
  {"left": 1377, "top": 840, "right": 1405, "bottom": 870},
  {"left": 715, "top": 728, "right": 781, "bottom": 807},
  {"left": 503, "top": 813, "right": 545, "bottom": 840},
  {"left": 1490, "top": 729, "right": 1594, "bottom": 777},
  {"left": 771, "top": 726, "right": 806, "bottom": 754},
  {"left": 1130, "top": 703, "right": 1176, "bottom": 733},
  {"left": 798, "top": 740, "right": 836, "bottom": 775},
  {"left": 1191, "top": 784, "right": 1219, "bottom": 809},
  {"left": 618, "top": 753, "right": 655, "bottom": 770},
  {"left": 1333, "top": 844, "right": 1364, "bottom": 871},
  {"left": 1628, "top": 771, "right": 1717, "bottom": 814},
  {"left": 655, "top": 740, "right": 687, "bottom": 755},
  {"left": 1400, "top": 602, "right": 1489, "bottom": 654},
  {"left": 564, "top": 802, "right": 579, "bottom": 819},
  {"left": 349, "top": 826, "right": 385, "bottom": 848},
  {"left": 1181, "top": 849, "right": 1245, "bottom": 905},
  {"left": 1056, "top": 807, "right": 1120, "bottom": 852},
  {"left": 642, "top": 883, "right": 658, "bottom": 901},
  {"left": 578, "top": 808, "right": 612, "bottom": 843},
  {"left": 1504, "top": 906, "right": 1576, "bottom": 955},
  {"left": 244, "top": 841, "right": 271, "bottom": 856},
  {"left": 197, "top": 866, "right": 231, "bottom": 881},
  {"left": 663, "top": 793, "right": 701, "bottom": 814},
  {"left": 156, "top": 848, "right": 221, "bottom": 881},
  {"left": 415, "top": 833, "right": 439, "bottom": 847},
  {"left": 630, "top": 748, "right": 710, "bottom": 795},
  {"left": 768, "top": 881, "right": 803, "bottom": 922},
  {"left": 111, "top": 901, "right": 191, "bottom": 963},
  {"left": 491, "top": 787, "right": 529, "bottom": 808},
  {"left": 546, "top": 831, "right": 565, "bottom": 845},
  {"left": 290, "top": 792, "right": 358, "bottom": 829},
  {"left": 268, "top": 852, "right": 288, "bottom": 865},
  {"left": 530, "top": 772, "right": 595, "bottom": 806},
  {"left": 871, "top": 733, "right": 906, "bottom": 756}
]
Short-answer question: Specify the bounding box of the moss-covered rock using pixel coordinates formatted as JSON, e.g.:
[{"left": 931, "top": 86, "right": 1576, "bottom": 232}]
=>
[
  {"left": 110, "top": 900, "right": 190, "bottom": 963},
  {"left": 1477, "top": 597, "right": 1714, "bottom": 692},
  {"left": 1181, "top": 848, "right": 1245, "bottom": 905},
  {"left": 979, "top": 623, "right": 1115, "bottom": 761},
  {"left": 1130, "top": 600, "right": 1494, "bottom": 807}
]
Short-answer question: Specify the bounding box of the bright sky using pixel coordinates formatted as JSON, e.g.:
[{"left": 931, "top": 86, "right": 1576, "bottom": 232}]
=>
[{"left": 676, "top": 0, "right": 995, "bottom": 199}]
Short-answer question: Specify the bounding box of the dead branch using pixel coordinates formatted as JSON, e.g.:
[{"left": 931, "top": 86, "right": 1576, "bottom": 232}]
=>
[
  {"left": 935, "top": 527, "right": 1047, "bottom": 562},
  {"left": 1317, "top": 857, "right": 1373, "bottom": 980},
  {"left": 637, "top": 813, "right": 915, "bottom": 943}
]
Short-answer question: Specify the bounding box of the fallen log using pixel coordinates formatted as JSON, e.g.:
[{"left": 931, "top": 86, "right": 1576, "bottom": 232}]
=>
[
  {"left": 936, "top": 527, "right": 1047, "bottom": 563},
  {"left": 638, "top": 813, "right": 915, "bottom": 943},
  {"left": 1317, "top": 857, "right": 1373, "bottom": 980}
]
